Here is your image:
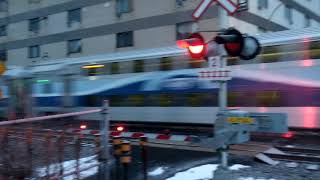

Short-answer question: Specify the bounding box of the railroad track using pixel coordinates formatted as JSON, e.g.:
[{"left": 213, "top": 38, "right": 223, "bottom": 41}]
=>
[{"left": 2, "top": 127, "right": 320, "bottom": 164}]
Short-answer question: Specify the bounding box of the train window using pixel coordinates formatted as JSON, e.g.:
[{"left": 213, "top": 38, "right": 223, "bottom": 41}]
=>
[
  {"left": 228, "top": 91, "right": 244, "bottom": 107},
  {"left": 160, "top": 57, "right": 172, "bottom": 71},
  {"left": 189, "top": 59, "right": 205, "bottom": 68},
  {"left": 227, "top": 57, "right": 240, "bottom": 66},
  {"left": 111, "top": 62, "right": 120, "bottom": 74},
  {"left": 256, "top": 91, "right": 281, "bottom": 107},
  {"left": 260, "top": 46, "right": 280, "bottom": 63},
  {"left": 310, "top": 41, "right": 320, "bottom": 59},
  {"left": 202, "top": 93, "right": 218, "bottom": 106},
  {"left": 43, "top": 83, "right": 52, "bottom": 94},
  {"left": 128, "top": 94, "right": 144, "bottom": 106},
  {"left": 186, "top": 93, "right": 202, "bottom": 107},
  {"left": 110, "top": 95, "right": 130, "bottom": 106},
  {"left": 134, "top": 60, "right": 144, "bottom": 73},
  {"left": 119, "top": 61, "right": 132, "bottom": 74},
  {"left": 158, "top": 94, "right": 173, "bottom": 107},
  {"left": 86, "top": 95, "right": 101, "bottom": 107}
]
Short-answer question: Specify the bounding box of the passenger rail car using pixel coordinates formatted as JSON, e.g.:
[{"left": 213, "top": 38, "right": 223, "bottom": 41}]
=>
[{"left": 1, "top": 27, "right": 320, "bottom": 129}]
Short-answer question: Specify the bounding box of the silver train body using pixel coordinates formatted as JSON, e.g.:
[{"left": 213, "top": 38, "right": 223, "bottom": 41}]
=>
[{"left": 1, "top": 27, "right": 320, "bottom": 129}]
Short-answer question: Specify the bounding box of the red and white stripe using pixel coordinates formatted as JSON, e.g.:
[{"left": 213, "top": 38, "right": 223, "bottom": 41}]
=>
[
  {"left": 66, "top": 129, "right": 191, "bottom": 142},
  {"left": 192, "top": 0, "right": 214, "bottom": 20},
  {"left": 216, "top": 0, "right": 239, "bottom": 15}
]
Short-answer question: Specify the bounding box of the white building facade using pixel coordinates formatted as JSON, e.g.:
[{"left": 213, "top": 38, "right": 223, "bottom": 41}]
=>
[{"left": 0, "top": 0, "right": 318, "bottom": 66}]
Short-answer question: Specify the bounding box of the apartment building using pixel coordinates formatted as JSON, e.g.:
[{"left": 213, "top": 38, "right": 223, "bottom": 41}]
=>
[{"left": 0, "top": 0, "right": 318, "bottom": 66}]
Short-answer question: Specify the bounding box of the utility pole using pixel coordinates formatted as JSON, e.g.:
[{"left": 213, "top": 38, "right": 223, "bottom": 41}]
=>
[{"left": 217, "top": 6, "right": 229, "bottom": 168}]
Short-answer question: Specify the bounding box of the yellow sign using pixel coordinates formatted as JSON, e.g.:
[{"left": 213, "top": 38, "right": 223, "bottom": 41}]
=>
[
  {"left": 0, "top": 63, "right": 6, "bottom": 75},
  {"left": 227, "top": 117, "right": 254, "bottom": 124}
]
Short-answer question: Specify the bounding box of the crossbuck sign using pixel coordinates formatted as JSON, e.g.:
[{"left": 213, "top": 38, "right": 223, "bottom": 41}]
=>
[{"left": 192, "top": 0, "right": 239, "bottom": 20}]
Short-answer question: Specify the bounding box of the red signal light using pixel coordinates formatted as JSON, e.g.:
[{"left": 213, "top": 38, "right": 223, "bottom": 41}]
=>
[
  {"left": 281, "top": 131, "right": 294, "bottom": 139},
  {"left": 116, "top": 126, "right": 124, "bottom": 132},
  {"left": 80, "top": 124, "right": 87, "bottom": 130},
  {"left": 177, "top": 33, "right": 207, "bottom": 59}
]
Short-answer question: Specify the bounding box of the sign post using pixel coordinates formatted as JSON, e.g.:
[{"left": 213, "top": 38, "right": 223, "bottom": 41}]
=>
[{"left": 217, "top": 6, "right": 229, "bottom": 168}]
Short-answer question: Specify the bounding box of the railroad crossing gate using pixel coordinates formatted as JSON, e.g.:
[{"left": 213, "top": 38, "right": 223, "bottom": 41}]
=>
[
  {"left": 194, "top": 110, "right": 288, "bottom": 149},
  {"left": 249, "top": 113, "right": 288, "bottom": 133}
]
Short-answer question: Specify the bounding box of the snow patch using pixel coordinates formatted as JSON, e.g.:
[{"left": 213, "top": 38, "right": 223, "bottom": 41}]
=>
[
  {"left": 229, "top": 164, "right": 251, "bottom": 170},
  {"left": 166, "top": 164, "right": 219, "bottom": 180},
  {"left": 149, "top": 167, "right": 165, "bottom": 176},
  {"left": 36, "top": 155, "right": 98, "bottom": 179},
  {"left": 285, "top": 145, "right": 295, "bottom": 148}
]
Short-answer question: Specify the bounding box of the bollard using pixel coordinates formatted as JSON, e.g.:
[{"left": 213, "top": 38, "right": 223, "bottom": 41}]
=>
[
  {"left": 0, "top": 129, "right": 9, "bottom": 180},
  {"left": 112, "top": 136, "right": 122, "bottom": 180},
  {"left": 95, "top": 134, "right": 105, "bottom": 180},
  {"left": 140, "top": 136, "right": 148, "bottom": 180},
  {"left": 44, "top": 130, "right": 53, "bottom": 179},
  {"left": 26, "top": 128, "right": 33, "bottom": 176},
  {"left": 94, "top": 134, "right": 101, "bottom": 156},
  {"left": 74, "top": 134, "right": 82, "bottom": 180},
  {"left": 121, "top": 140, "right": 131, "bottom": 180},
  {"left": 57, "top": 131, "right": 65, "bottom": 176}
]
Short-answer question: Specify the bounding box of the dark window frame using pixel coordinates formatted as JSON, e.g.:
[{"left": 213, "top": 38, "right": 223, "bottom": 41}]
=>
[
  {"left": 116, "top": 0, "right": 133, "bottom": 15},
  {"left": 258, "top": 0, "right": 268, "bottom": 9},
  {"left": 0, "top": 50, "right": 6, "bottom": 61},
  {"left": 68, "top": 8, "right": 82, "bottom": 27},
  {"left": 0, "top": 25, "right": 6, "bottom": 36},
  {"left": 67, "top": 39, "right": 82, "bottom": 54},
  {"left": 28, "top": 45, "right": 40, "bottom": 58},
  {"left": 116, "top": 31, "right": 133, "bottom": 48},
  {"left": 29, "top": 17, "right": 40, "bottom": 33}
]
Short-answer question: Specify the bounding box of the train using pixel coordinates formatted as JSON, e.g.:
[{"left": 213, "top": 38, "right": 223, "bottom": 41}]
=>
[{"left": 1, "top": 27, "right": 320, "bottom": 129}]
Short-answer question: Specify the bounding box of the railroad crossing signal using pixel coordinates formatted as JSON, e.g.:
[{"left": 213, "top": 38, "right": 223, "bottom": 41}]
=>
[
  {"left": 176, "top": 33, "right": 206, "bottom": 59},
  {"left": 177, "top": 28, "right": 261, "bottom": 61},
  {"left": 192, "top": 0, "right": 239, "bottom": 20}
]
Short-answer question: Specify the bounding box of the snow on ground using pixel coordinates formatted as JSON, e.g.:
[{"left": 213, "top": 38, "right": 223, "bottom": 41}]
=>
[
  {"left": 36, "top": 155, "right": 98, "bottom": 179},
  {"left": 166, "top": 164, "right": 219, "bottom": 180},
  {"left": 149, "top": 167, "right": 166, "bottom": 176},
  {"left": 229, "top": 164, "right": 251, "bottom": 170},
  {"left": 166, "top": 164, "right": 276, "bottom": 180}
]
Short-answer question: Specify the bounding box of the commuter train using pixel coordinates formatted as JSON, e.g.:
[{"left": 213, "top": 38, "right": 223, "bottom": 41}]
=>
[{"left": 1, "top": 27, "right": 320, "bottom": 129}]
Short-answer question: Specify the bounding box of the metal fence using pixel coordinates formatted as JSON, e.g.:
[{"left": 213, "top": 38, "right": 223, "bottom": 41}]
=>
[{"left": 0, "top": 101, "right": 110, "bottom": 180}]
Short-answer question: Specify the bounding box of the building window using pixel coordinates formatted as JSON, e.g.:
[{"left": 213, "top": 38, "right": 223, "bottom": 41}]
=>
[
  {"left": 0, "top": 25, "right": 6, "bottom": 36},
  {"left": 116, "top": 0, "right": 132, "bottom": 15},
  {"left": 29, "top": 18, "right": 40, "bottom": 33},
  {"left": 0, "top": 0, "right": 8, "bottom": 12},
  {"left": 237, "top": 0, "right": 248, "bottom": 11},
  {"left": 29, "top": 45, "right": 40, "bottom": 58},
  {"left": 0, "top": 50, "right": 6, "bottom": 61},
  {"left": 68, "top": 8, "right": 81, "bottom": 26},
  {"left": 284, "top": 5, "right": 293, "bottom": 24},
  {"left": 305, "top": 15, "right": 311, "bottom": 27},
  {"left": 258, "top": 0, "right": 268, "bottom": 9},
  {"left": 116, "top": 31, "right": 133, "bottom": 48},
  {"left": 67, "top": 39, "right": 82, "bottom": 54}
]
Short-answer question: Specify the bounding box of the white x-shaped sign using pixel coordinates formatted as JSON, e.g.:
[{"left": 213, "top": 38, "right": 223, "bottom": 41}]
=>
[{"left": 192, "top": 0, "right": 239, "bottom": 20}]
